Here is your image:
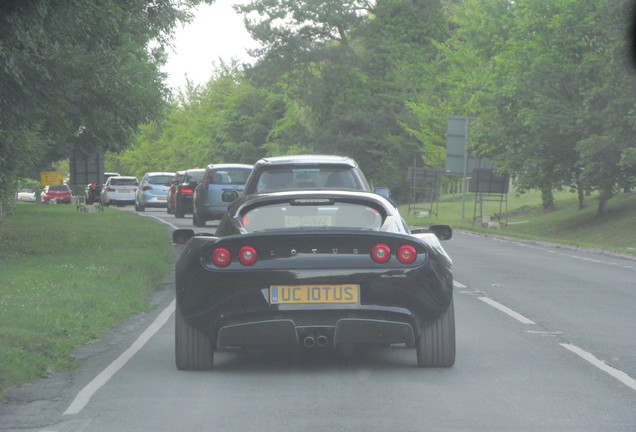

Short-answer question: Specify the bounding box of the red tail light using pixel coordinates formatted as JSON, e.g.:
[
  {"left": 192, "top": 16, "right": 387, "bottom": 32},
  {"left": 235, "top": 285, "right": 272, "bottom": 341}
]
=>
[
  {"left": 397, "top": 245, "right": 417, "bottom": 264},
  {"left": 142, "top": 185, "right": 152, "bottom": 191},
  {"left": 106, "top": 187, "right": 116, "bottom": 192},
  {"left": 371, "top": 243, "right": 391, "bottom": 263},
  {"left": 181, "top": 188, "right": 194, "bottom": 194},
  {"left": 238, "top": 246, "right": 257, "bottom": 266},
  {"left": 212, "top": 248, "right": 231, "bottom": 267}
]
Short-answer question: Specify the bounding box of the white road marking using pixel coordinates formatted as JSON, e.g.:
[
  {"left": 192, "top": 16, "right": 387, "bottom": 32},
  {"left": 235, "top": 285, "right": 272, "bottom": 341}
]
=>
[
  {"left": 453, "top": 280, "right": 467, "bottom": 289},
  {"left": 525, "top": 330, "right": 562, "bottom": 336},
  {"left": 477, "top": 296, "right": 536, "bottom": 325},
  {"left": 137, "top": 213, "right": 179, "bottom": 230},
  {"left": 63, "top": 300, "right": 176, "bottom": 415},
  {"left": 455, "top": 278, "right": 636, "bottom": 392},
  {"left": 560, "top": 343, "right": 636, "bottom": 391}
]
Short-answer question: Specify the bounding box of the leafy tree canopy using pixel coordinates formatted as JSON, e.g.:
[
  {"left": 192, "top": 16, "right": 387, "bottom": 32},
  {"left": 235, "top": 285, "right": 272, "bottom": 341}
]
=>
[{"left": 0, "top": 0, "right": 210, "bottom": 202}]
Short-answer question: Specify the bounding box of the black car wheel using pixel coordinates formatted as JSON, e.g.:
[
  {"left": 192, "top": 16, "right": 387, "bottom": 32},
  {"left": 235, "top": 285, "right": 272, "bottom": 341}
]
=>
[
  {"left": 135, "top": 202, "right": 145, "bottom": 212},
  {"left": 175, "top": 306, "right": 214, "bottom": 370},
  {"left": 192, "top": 210, "right": 205, "bottom": 227},
  {"left": 174, "top": 206, "right": 185, "bottom": 218},
  {"left": 416, "top": 297, "right": 455, "bottom": 368}
]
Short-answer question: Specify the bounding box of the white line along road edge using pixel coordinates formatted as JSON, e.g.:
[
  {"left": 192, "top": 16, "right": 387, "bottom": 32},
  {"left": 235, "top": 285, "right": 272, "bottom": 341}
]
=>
[
  {"left": 65, "top": 212, "right": 181, "bottom": 415},
  {"left": 64, "top": 299, "right": 176, "bottom": 415}
]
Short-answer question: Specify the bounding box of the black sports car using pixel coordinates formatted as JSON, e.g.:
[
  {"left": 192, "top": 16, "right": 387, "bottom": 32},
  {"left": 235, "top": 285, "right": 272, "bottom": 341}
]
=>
[{"left": 173, "top": 190, "right": 455, "bottom": 369}]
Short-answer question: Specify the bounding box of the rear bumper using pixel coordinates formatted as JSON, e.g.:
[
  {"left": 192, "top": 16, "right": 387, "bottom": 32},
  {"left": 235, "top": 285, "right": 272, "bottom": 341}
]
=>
[
  {"left": 216, "top": 315, "right": 415, "bottom": 349},
  {"left": 176, "top": 196, "right": 194, "bottom": 212},
  {"left": 140, "top": 197, "right": 168, "bottom": 207}
]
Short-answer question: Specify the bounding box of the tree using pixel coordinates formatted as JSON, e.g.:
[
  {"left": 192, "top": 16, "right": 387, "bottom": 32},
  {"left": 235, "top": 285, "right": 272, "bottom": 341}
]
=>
[
  {"left": 428, "top": 0, "right": 636, "bottom": 213},
  {"left": 0, "top": 0, "right": 209, "bottom": 204},
  {"left": 111, "top": 63, "right": 285, "bottom": 177},
  {"left": 575, "top": 0, "right": 636, "bottom": 213},
  {"left": 237, "top": 0, "right": 449, "bottom": 197}
]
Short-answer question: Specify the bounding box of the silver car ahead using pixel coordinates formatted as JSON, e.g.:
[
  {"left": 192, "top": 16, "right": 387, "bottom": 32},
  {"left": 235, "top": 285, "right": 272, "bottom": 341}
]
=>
[{"left": 135, "top": 172, "right": 174, "bottom": 211}]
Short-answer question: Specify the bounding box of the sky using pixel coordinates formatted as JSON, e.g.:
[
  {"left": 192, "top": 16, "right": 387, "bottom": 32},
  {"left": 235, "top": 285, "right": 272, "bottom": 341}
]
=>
[{"left": 162, "top": 1, "right": 259, "bottom": 91}]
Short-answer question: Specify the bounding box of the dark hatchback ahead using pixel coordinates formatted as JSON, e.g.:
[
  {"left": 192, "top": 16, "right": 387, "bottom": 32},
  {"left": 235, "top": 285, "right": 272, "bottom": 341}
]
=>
[
  {"left": 192, "top": 164, "right": 253, "bottom": 227},
  {"left": 172, "top": 168, "right": 204, "bottom": 218}
]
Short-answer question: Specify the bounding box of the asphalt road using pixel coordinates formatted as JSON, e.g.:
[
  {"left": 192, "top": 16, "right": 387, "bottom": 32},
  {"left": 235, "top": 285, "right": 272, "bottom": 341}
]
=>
[{"left": 1, "top": 207, "right": 635, "bottom": 431}]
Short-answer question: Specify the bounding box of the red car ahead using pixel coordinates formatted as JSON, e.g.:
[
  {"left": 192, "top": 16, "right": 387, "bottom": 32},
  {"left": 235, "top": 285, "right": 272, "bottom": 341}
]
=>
[
  {"left": 40, "top": 185, "right": 72, "bottom": 204},
  {"left": 167, "top": 171, "right": 186, "bottom": 215}
]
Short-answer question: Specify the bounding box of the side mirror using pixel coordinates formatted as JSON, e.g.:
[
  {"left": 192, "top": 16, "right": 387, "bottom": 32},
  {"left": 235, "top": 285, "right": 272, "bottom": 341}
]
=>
[
  {"left": 428, "top": 224, "right": 453, "bottom": 240},
  {"left": 374, "top": 187, "right": 391, "bottom": 199},
  {"left": 172, "top": 229, "right": 195, "bottom": 245},
  {"left": 222, "top": 190, "right": 239, "bottom": 202}
]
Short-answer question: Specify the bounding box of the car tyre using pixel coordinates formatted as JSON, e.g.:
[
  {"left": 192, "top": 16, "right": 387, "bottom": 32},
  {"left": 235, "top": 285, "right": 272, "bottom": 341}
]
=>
[
  {"left": 135, "top": 202, "right": 145, "bottom": 212},
  {"left": 175, "top": 206, "right": 185, "bottom": 218},
  {"left": 416, "top": 297, "right": 455, "bottom": 368},
  {"left": 175, "top": 306, "right": 214, "bottom": 370},
  {"left": 192, "top": 210, "right": 205, "bottom": 227}
]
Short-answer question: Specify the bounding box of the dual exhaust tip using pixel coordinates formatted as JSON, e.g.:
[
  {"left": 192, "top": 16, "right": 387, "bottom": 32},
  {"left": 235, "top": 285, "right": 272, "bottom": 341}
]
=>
[{"left": 302, "top": 334, "right": 329, "bottom": 348}]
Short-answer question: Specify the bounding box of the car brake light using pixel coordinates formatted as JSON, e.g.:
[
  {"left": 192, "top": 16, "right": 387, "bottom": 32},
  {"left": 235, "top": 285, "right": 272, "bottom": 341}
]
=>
[
  {"left": 371, "top": 243, "right": 391, "bottom": 264},
  {"left": 106, "top": 187, "right": 116, "bottom": 192},
  {"left": 142, "top": 185, "right": 152, "bottom": 191},
  {"left": 397, "top": 245, "right": 417, "bottom": 264},
  {"left": 212, "top": 248, "right": 232, "bottom": 267},
  {"left": 181, "top": 188, "right": 194, "bottom": 194},
  {"left": 238, "top": 246, "right": 257, "bottom": 266}
]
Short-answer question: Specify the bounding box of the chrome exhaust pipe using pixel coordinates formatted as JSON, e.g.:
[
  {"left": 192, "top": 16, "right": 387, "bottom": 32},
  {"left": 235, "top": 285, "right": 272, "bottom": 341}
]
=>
[
  {"left": 303, "top": 335, "right": 316, "bottom": 348},
  {"left": 316, "top": 334, "right": 329, "bottom": 347}
]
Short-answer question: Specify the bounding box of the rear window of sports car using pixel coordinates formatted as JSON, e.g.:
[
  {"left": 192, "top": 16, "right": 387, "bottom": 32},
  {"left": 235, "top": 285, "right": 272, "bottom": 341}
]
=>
[{"left": 241, "top": 201, "right": 384, "bottom": 232}]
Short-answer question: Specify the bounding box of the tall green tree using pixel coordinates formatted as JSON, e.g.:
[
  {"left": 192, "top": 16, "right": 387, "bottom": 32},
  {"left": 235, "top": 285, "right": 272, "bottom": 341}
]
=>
[
  {"left": 238, "top": 0, "right": 449, "bottom": 196},
  {"left": 575, "top": 0, "right": 636, "bottom": 213},
  {"left": 424, "top": 0, "right": 636, "bottom": 213},
  {"left": 111, "top": 63, "right": 285, "bottom": 178},
  {"left": 0, "top": 0, "right": 208, "bottom": 204}
]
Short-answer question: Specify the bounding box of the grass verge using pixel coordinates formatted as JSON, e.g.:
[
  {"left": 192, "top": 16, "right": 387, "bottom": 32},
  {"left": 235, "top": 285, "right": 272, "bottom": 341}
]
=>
[
  {"left": 403, "top": 189, "right": 636, "bottom": 256},
  {"left": 0, "top": 203, "right": 173, "bottom": 399}
]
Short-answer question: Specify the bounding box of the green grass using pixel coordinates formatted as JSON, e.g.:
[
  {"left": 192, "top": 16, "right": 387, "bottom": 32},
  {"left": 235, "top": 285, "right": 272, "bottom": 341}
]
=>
[
  {"left": 403, "top": 189, "right": 636, "bottom": 256},
  {"left": 0, "top": 203, "right": 173, "bottom": 399}
]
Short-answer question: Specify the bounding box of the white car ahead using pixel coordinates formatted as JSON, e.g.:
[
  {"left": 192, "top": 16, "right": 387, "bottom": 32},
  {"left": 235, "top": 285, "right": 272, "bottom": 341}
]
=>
[{"left": 101, "top": 176, "right": 139, "bottom": 207}]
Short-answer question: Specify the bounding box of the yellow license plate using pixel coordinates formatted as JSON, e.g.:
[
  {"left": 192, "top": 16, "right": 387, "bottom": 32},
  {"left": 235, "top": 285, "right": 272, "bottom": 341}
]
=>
[
  {"left": 270, "top": 284, "right": 359, "bottom": 304},
  {"left": 157, "top": 196, "right": 167, "bottom": 201},
  {"left": 121, "top": 189, "right": 131, "bottom": 193}
]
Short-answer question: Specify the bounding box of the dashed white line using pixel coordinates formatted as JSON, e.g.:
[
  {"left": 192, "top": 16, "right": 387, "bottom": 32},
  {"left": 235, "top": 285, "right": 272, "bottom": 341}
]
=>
[
  {"left": 453, "top": 280, "right": 467, "bottom": 289},
  {"left": 63, "top": 300, "right": 176, "bottom": 415},
  {"left": 477, "top": 296, "right": 536, "bottom": 325},
  {"left": 561, "top": 343, "right": 636, "bottom": 391}
]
